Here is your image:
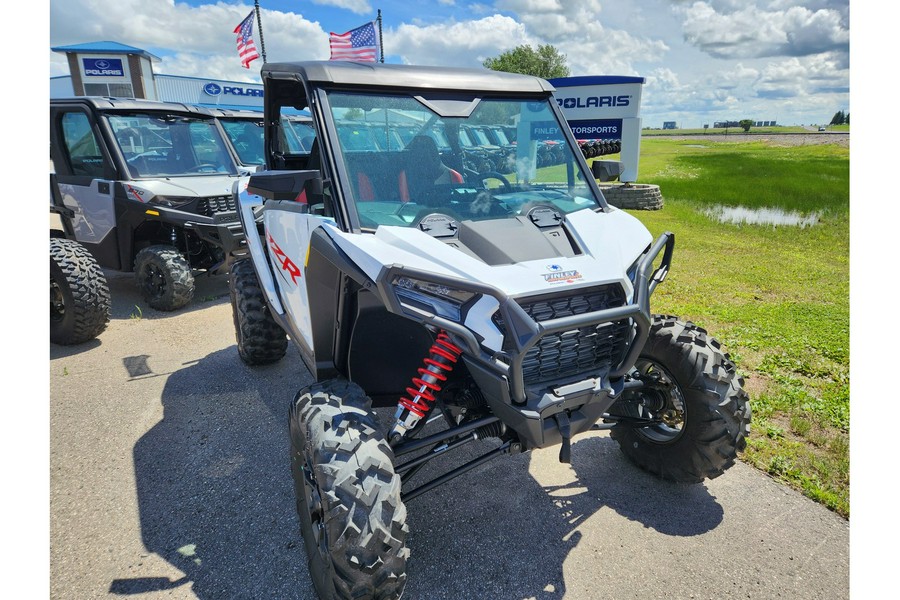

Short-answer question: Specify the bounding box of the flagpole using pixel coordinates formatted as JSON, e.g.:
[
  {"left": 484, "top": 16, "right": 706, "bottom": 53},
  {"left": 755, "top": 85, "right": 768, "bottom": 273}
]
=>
[
  {"left": 254, "top": 0, "right": 267, "bottom": 63},
  {"left": 377, "top": 9, "right": 384, "bottom": 63}
]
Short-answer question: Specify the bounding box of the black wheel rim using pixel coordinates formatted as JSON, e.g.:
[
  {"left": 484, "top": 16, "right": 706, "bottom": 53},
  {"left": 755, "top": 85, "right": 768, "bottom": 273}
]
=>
[
  {"left": 141, "top": 263, "right": 167, "bottom": 300},
  {"left": 627, "top": 359, "right": 686, "bottom": 443},
  {"left": 300, "top": 463, "right": 329, "bottom": 559},
  {"left": 50, "top": 276, "right": 65, "bottom": 323}
]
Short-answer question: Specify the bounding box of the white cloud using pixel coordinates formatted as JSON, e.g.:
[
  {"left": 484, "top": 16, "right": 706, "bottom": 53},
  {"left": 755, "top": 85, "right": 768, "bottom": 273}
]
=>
[
  {"left": 389, "top": 15, "right": 534, "bottom": 66},
  {"left": 50, "top": 1, "right": 331, "bottom": 82},
  {"left": 309, "top": 0, "right": 372, "bottom": 15},
  {"left": 676, "top": 1, "right": 849, "bottom": 59}
]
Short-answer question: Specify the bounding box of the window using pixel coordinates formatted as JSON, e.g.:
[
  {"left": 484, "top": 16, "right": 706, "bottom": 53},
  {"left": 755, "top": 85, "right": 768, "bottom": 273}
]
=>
[
  {"left": 324, "top": 91, "right": 601, "bottom": 230},
  {"left": 60, "top": 112, "right": 106, "bottom": 177},
  {"left": 83, "top": 82, "right": 134, "bottom": 98},
  {"left": 107, "top": 113, "right": 238, "bottom": 177}
]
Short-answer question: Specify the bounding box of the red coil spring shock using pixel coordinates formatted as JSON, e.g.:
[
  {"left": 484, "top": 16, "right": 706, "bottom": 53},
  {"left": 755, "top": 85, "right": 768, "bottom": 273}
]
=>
[{"left": 390, "top": 331, "right": 463, "bottom": 443}]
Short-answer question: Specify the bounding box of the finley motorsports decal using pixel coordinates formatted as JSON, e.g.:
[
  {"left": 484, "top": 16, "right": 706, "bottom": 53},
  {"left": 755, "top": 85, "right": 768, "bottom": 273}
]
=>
[{"left": 543, "top": 269, "right": 583, "bottom": 284}]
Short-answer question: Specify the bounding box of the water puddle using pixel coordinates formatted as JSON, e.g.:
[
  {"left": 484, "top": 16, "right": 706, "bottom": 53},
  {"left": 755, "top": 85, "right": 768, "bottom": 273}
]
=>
[{"left": 703, "top": 205, "right": 821, "bottom": 227}]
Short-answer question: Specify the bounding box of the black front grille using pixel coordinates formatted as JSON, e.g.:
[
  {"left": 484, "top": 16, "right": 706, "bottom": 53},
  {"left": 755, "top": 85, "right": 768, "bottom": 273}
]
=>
[
  {"left": 493, "top": 285, "right": 631, "bottom": 385},
  {"left": 197, "top": 195, "right": 236, "bottom": 217}
]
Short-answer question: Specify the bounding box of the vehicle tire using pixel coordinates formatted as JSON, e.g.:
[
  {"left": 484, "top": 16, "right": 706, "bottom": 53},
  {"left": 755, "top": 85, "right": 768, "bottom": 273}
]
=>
[
  {"left": 609, "top": 315, "right": 751, "bottom": 483},
  {"left": 229, "top": 258, "right": 287, "bottom": 365},
  {"left": 133, "top": 245, "right": 194, "bottom": 311},
  {"left": 50, "top": 238, "right": 111, "bottom": 345},
  {"left": 289, "top": 380, "right": 409, "bottom": 600}
]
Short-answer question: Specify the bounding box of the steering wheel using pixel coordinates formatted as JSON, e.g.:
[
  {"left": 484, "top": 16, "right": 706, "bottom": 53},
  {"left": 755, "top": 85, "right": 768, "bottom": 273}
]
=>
[
  {"left": 186, "top": 163, "right": 220, "bottom": 173},
  {"left": 476, "top": 171, "right": 512, "bottom": 193}
]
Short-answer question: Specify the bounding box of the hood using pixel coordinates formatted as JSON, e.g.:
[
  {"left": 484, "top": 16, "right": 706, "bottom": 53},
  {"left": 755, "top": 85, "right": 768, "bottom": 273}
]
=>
[
  {"left": 326, "top": 207, "right": 652, "bottom": 301},
  {"left": 126, "top": 175, "right": 240, "bottom": 199}
]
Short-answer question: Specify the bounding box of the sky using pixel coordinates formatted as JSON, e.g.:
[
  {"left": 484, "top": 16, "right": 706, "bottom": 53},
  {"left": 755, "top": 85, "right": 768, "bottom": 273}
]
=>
[{"left": 46, "top": 0, "right": 851, "bottom": 127}]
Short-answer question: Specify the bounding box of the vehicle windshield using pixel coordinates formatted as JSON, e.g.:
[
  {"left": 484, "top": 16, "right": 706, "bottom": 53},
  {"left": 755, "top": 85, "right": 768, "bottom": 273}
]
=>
[
  {"left": 219, "top": 117, "right": 265, "bottom": 166},
  {"left": 108, "top": 113, "right": 238, "bottom": 177},
  {"left": 283, "top": 117, "right": 317, "bottom": 152},
  {"left": 325, "top": 92, "right": 601, "bottom": 230}
]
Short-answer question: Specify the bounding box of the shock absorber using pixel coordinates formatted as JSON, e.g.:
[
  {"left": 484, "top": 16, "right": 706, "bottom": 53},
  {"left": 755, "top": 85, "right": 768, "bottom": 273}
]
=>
[{"left": 390, "top": 331, "right": 462, "bottom": 444}]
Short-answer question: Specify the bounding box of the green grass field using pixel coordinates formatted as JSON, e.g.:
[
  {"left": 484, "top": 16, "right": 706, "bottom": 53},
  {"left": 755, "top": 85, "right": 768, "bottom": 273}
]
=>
[{"left": 610, "top": 138, "right": 850, "bottom": 516}]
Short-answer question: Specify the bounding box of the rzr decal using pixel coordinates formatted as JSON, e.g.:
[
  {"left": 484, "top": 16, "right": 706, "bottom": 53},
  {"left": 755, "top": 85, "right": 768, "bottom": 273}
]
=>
[
  {"left": 267, "top": 232, "right": 302, "bottom": 284},
  {"left": 125, "top": 184, "right": 146, "bottom": 203}
]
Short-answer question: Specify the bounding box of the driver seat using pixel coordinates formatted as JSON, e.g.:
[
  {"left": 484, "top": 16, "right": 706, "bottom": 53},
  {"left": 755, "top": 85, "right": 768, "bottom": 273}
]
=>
[{"left": 399, "top": 136, "right": 462, "bottom": 203}]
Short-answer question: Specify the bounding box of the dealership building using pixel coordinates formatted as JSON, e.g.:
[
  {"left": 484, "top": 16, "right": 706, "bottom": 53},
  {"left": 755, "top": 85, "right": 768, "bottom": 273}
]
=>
[{"left": 50, "top": 41, "right": 265, "bottom": 112}]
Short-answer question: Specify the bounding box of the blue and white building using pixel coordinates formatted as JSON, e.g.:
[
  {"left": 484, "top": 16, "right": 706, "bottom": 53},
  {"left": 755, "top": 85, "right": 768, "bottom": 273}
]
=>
[{"left": 51, "top": 41, "right": 265, "bottom": 112}]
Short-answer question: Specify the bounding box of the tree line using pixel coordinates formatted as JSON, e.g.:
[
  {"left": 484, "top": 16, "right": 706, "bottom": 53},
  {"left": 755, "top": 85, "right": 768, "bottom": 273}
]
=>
[{"left": 830, "top": 110, "right": 850, "bottom": 126}]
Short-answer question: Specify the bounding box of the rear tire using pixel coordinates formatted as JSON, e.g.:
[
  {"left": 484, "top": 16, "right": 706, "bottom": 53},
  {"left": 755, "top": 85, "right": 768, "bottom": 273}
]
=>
[
  {"left": 50, "top": 238, "right": 110, "bottom": 345},
  {"left": 290, "top": 380, "right": 409, "bottom": 600},
  {"left": 229, "top": 259, "right": 287, "bottom": 365},
  {"left": 134, "top": 245, "right": 194, "bottom": 311},
  {"left": 609, "top": 315, "right": 751, "bottom": 483}
]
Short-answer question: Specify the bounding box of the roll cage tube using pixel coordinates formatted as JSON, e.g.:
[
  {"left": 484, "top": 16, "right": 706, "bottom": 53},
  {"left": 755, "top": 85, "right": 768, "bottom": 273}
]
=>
[
  {"left": 313, "top": 87, "right": 360, "bottom": 233},
  {"left": 372, "top": 231, "right": 675, "bottom": 403}
]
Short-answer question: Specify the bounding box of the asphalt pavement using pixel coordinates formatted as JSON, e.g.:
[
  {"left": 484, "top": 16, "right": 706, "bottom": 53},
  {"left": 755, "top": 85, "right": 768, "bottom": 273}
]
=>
[{"left": 49, "top": 271, "right": 849, "bottom": 599}]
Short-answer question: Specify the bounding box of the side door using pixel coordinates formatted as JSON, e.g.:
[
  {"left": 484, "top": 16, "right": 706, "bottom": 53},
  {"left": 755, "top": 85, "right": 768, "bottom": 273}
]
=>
[{"left": 49, "top": 103, "right": 122, "bottom": 269}]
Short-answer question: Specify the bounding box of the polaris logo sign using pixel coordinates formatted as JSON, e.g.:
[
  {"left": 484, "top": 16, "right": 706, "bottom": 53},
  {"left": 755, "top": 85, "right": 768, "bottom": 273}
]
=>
[
  {"left": 552, "top": 82, "right": 642, "bottom": 120},
  {"left": 203, "top": 82, "right": 263, "bottom": 97},
  {"left": 83, "top": 58, "right": 124, "bottom": 77},
  {"left": 557, "top": 96, "right": 631, "bottom": 109}
]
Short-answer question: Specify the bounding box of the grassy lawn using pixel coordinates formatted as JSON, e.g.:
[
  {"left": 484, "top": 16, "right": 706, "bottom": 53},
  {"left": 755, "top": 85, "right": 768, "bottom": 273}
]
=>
[{"left": 612, "top": 138, "right": 850, "bottom": 516}]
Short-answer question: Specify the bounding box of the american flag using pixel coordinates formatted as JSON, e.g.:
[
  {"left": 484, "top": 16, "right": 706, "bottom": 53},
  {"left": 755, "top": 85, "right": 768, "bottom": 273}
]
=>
[
  {"left": 329, "top": 21, "right": 380, "bottom": 62},
  {"left": 234, "top": 11, "right": 260, "bottom": 69}
]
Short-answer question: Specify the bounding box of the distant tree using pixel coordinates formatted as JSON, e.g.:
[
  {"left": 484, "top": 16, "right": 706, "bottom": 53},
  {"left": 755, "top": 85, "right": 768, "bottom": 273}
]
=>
[
  {"left": 344, "top": 107, "right": 364, "bottom": 120},
  {"left": 739, "top": 119, "right": 753, "bottom": 132},
  {"left": 830, "top": 110, "right": 845, "bottom": 126},
  {"left": 844, "top": 112, "right": 850, "bottom": 125},
  {"left": 483, "top": 44, "right": 570, "bottom": 79}
]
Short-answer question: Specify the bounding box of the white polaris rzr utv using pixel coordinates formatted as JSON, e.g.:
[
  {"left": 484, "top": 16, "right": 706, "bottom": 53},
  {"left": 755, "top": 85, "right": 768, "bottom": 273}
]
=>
[{"left": 229, "top": 61, "right": 750, "bottom": 600}]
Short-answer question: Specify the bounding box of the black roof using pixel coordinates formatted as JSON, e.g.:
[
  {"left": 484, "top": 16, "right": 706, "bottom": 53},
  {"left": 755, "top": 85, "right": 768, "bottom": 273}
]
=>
[
  {"left": 261, "top": 61, "right": 555, "bottom": 94},
  {"left": 207, "top": 108, "right": 264, "bottom": 119},
  {"left": 50, "top": 96, "right": 217, "bottom": 117}
]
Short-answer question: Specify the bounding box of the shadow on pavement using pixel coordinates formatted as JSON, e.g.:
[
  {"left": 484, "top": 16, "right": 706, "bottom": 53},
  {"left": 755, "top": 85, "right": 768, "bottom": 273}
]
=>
[
  {"left": 103, "top": 270, "right": 231, "bottom": 322},
  {"left": 115, "top": 346, "right": 723, "bottom": 599},
  {"left": 111, "top": 346, "right": 316, "bottom": 599}
]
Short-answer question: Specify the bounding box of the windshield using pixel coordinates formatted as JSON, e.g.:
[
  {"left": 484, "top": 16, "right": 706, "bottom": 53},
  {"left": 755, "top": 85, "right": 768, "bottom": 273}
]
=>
[
  {"left": 109, "top": 113, "right": 238, "bottom": 177},
  {"left": 219, "top": 118, "right": 265, "bottom": 165},
  {"left": 284, "top": 117, "right": 317, "bottom": 152},
  {"left": 325, "top": 92, "right": 601, "bottom": 230}
]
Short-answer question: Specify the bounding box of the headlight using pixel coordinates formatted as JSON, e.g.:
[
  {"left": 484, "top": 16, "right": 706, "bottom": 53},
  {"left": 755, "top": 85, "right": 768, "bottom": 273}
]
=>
[
  {"left": 150, "top": 195, "right": 194, "bottom": 208},
  {"left": 392, "top": 276, "right": 476, "bottom": 321}
]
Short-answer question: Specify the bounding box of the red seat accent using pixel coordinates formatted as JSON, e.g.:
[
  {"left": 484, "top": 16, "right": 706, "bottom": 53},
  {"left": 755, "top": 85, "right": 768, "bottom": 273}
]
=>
[
  {"left": 357, "top": 172, "right": 375, "bottom": 201},
  {"left": 398, "top": 168, "right": 462, "bottom": 202}
]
